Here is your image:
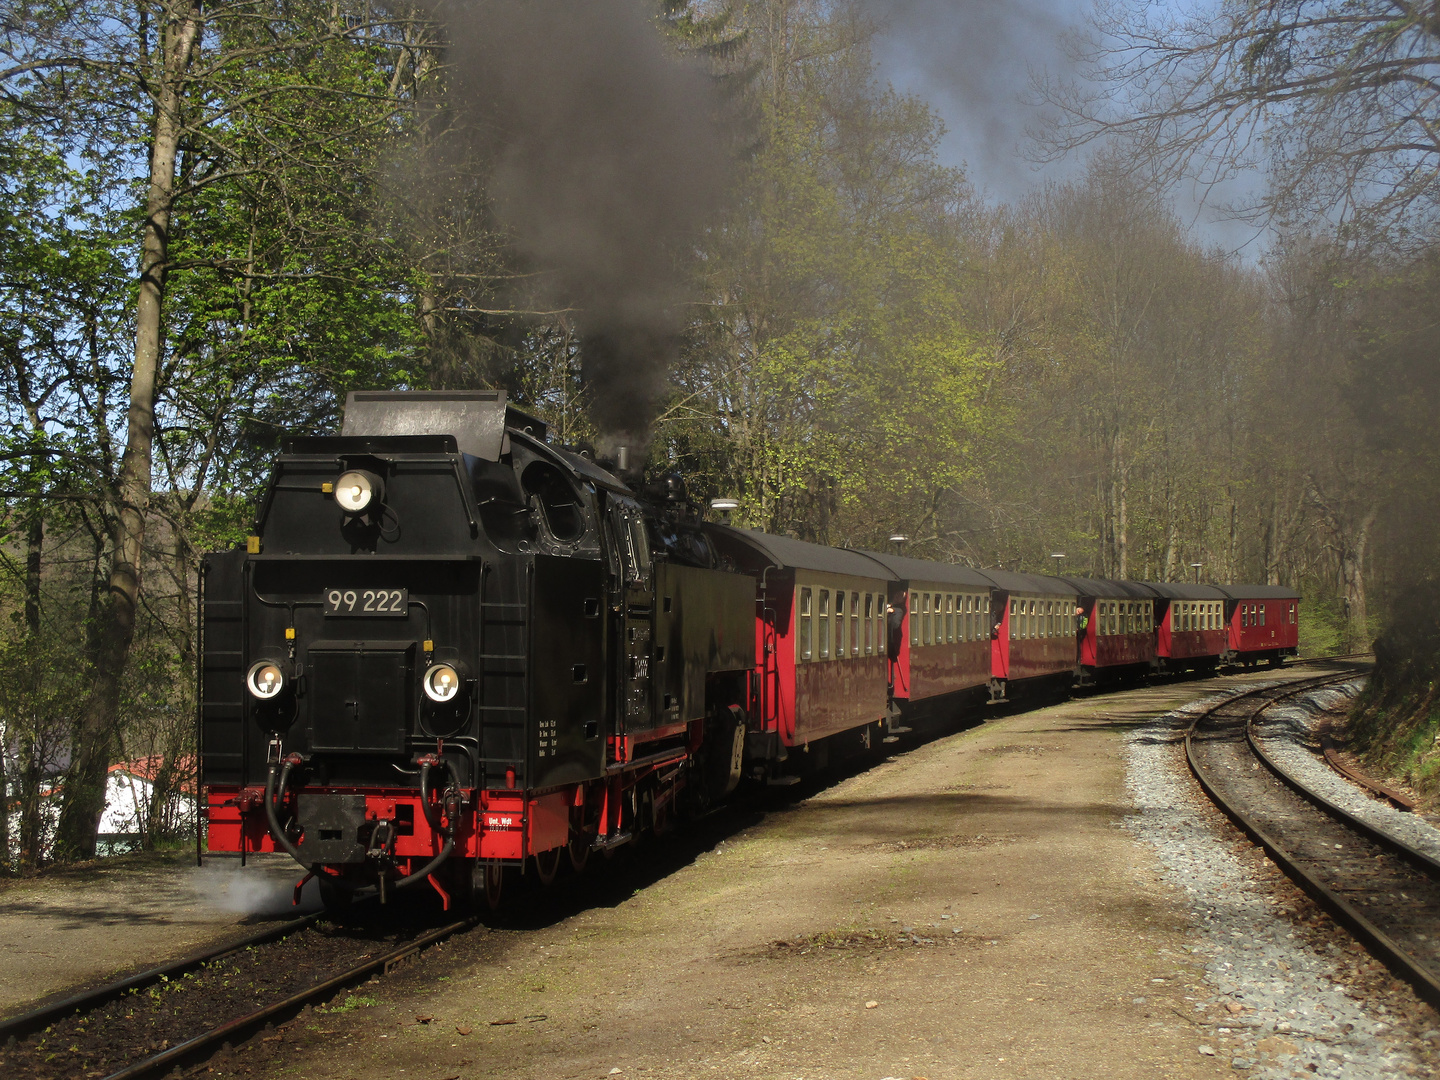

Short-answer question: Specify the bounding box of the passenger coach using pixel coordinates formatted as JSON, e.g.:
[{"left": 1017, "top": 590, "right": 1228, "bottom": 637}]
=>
[
  {"left": 705, "top": 528, "right": 895, "bottom": 774},
  {"left": 851, "top": 551, "right": 995, "bottom": 723},
  {"left": 1058, "top": 576, "right": 1157, "bottom": 684}
]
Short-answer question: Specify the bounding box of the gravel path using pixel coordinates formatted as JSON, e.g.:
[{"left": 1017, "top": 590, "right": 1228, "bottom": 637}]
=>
[{"left": 1124, "top": 681, "right": 1438, "bottom": 1078}]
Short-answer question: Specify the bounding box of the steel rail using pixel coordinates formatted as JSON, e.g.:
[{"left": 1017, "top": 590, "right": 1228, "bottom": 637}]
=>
[
  {"left": 1185, "top": 665, "right": 1440, "bottom": 1010},
  {"left": 95, "top": 913, "right": 482, "bottom": 1080},
  {"left": 1248, "top": 715, "right": 1438, "bottom": 877},
  {"left": 1318, "top": 732, "right": 1417, "bottom": 811},
  {"left": 0, "top": 912, "right": 322, "bottom": 1042}
]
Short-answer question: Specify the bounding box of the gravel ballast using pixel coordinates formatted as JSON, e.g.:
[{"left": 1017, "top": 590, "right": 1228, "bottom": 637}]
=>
[{"left": 1124, "top": 680, "right": 1440, "bottom": 1078}]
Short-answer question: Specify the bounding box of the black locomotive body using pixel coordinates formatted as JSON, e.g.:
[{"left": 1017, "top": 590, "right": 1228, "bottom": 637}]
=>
[{"left": 202, "top": 391, "right": 753, "bottom": 905}]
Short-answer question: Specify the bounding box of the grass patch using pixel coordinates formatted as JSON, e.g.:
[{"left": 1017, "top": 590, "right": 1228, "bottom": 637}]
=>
[{"left": 317, "top": 994, "right": 379, "bottom": 1014}]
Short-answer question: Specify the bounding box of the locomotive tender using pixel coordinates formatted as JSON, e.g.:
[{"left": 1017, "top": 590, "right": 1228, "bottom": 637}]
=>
[{"left": 200, "top": 391, "right": 1299, "bottom": 907}]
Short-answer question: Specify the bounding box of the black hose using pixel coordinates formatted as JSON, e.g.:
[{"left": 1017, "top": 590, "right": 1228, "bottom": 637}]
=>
[
  {"left": 394, "top": 757, "right": 458, "bottom": 891},
  {"left": 264, "top": 754, "right": 311, "bottom": 869}
]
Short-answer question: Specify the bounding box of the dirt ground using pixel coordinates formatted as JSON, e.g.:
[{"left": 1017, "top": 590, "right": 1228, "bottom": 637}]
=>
[
  {"left": 219, "top": 673, "right": 1291, "bottom": 1080},
  {"left": 0, "top": 850, "right": 315, "bottom": 1016}
]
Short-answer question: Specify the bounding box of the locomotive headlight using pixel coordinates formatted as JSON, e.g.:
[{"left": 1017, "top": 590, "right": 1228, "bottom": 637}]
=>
[
  {"left": 334, "top": 470, "right": 380, "bottom": 514},
  {"left": 423, "top": 663, "right": 462, "bottom": 703},
  {"left": 246, "top": 660, "right": 287, "bottom": 700}
]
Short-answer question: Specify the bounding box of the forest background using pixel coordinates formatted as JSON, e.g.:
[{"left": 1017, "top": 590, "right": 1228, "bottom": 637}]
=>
[{"left": 0, "top": 0, "right": 1435, "bottom": 866}]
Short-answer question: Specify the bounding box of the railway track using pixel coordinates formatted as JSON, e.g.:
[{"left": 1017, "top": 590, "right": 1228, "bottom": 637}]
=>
[
  {"left": 0, "top": 909, "right": 479, "bottom": 1080},
  {"left": 1186, "top": 662, "right": 1440, "bottom": 1009}
]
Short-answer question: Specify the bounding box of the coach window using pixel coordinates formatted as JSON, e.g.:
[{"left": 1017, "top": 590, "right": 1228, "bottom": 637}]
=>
[
  {"left": 851, "top": 593, "right": 861, "bottom": 655},
  {"left": 910, "top": 592, "right": 919, "bottom": 647},
  {"left": 819, "top": 590, "right": 831, "bottom": 659},
  {"left": 1030, "top": 599, "right": 1038, "bottom": 638},
  {"left": 863, "top": 594, "right": 873, "bottom": 655},
  {"left": 877, "top": 599, "right": 887, "bottom": 656},
  {"left": 837, "top": 592, "right": 848, "bottom": 658},
  {"left": 799, "top": 588, "right": 813, "bottom": 662},
  {"left": 1290, "top": 603, "right": 1296, "bottom": 624},
  {"left": 1008, "top": 598, "right": 1016, "bottom": 639}
]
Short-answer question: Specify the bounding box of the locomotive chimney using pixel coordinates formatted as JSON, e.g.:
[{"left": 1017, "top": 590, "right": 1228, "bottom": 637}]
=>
[{"left": 617, "top": 446, "right": 630, "bottom": 473}]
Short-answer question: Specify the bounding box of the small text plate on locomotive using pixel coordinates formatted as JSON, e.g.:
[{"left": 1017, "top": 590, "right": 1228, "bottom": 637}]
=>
[{"left": 324, "top": 587, "right": 409, "bottom": 616}]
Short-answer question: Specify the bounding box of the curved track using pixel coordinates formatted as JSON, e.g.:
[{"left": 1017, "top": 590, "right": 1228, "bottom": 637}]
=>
[
  {"left": 0, "top": 910, "right": 478, "bottom": 1080},
  {"left": 1186, "top": 664, "right": 1440, "bottom": 1008}
]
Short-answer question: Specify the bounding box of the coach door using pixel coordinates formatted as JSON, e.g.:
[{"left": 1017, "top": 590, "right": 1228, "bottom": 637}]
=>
[{"left": 604, "top": 496, "right": 655, "bottom": 744}]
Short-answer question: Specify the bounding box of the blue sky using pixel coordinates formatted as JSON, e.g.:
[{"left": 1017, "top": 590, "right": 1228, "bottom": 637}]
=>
[{"left": 867, "top": 0, "right": 1270, "bottom": 255}]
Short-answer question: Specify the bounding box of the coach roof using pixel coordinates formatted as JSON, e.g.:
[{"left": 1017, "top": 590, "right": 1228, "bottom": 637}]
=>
[
  {"left": 978, "top": 568, "right": 1077, "bottom": 595},
  {"left": 1214, "top": 584, "right": 1302, "bottom": 600},
  {"left": 852, "top": 550, "right": 994, "bottom": 588},
  {"left": 1140, "top": 582, "right": 1231, "bottom": 601},
  {"left": 1056, "top": 576, "right": 1158, "bottom": 600},
  {"left": 705, "top": 527, "right": 898, "bottom": 580}
]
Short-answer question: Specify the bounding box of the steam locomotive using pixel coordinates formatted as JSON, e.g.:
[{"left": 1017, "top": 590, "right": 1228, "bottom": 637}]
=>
[{"left": 199, "top": 391, "right": 1299, "bottom": 908}]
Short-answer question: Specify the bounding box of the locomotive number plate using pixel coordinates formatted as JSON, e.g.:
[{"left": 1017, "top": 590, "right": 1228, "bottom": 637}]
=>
[{"left": 323, "top": 587, "right": 409, "bottom": 616}]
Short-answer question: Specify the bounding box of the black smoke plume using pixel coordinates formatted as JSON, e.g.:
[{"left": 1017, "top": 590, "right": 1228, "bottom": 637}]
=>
[{"left": 430, "top": 0, "right": 731, "bottom": 460}]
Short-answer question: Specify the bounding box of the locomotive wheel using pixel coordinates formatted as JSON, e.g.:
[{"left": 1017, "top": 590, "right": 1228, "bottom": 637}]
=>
[
  {"left": 482, "top": 860, "right": 505, "bottom": 909},
  {"left": 567, "top": 829, "right": 590, "bottom": 874},
  {"left": 317, "top": 874, "right": 352, "bottom": 913},
  {"left": 534, "top": 846, "right": 562, "bottom": 886}
]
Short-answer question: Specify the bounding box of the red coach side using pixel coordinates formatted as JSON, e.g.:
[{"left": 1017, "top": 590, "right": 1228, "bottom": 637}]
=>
[
  {"left": 705, "top": 528, "right": 894, "bottom": 768},
  {"left": 1057, "top": 576, "right": 1157, "bottom": 684},
  {"left": 852, "top": 551, "right": 995, "bottom": 722},
  {"left": 1142, "top": 582, "right": 1230, "bottom": 672},
  {"left": 1219, "top": 585, "right": 1300, "bottom": 665}
]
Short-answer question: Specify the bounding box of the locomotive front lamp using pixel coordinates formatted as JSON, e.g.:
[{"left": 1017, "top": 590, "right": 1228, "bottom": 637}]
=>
[
  {"left": 423, "top": 663, "right": 463, "bottom": 703},
  {"left": 334, "top": 470, "right": 381, "bottom": 514},
  {"left": 246, "top": 660, "right": 287, "bottom": 700}
]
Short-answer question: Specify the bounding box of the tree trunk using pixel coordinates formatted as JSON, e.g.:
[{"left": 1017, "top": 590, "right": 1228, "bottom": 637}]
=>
[
  {"left": 54, "top": 0, "right": 202, "bottom": 861},
  {"left": 1339, "top": 507, "right": 1377, "bottom": 651}
]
